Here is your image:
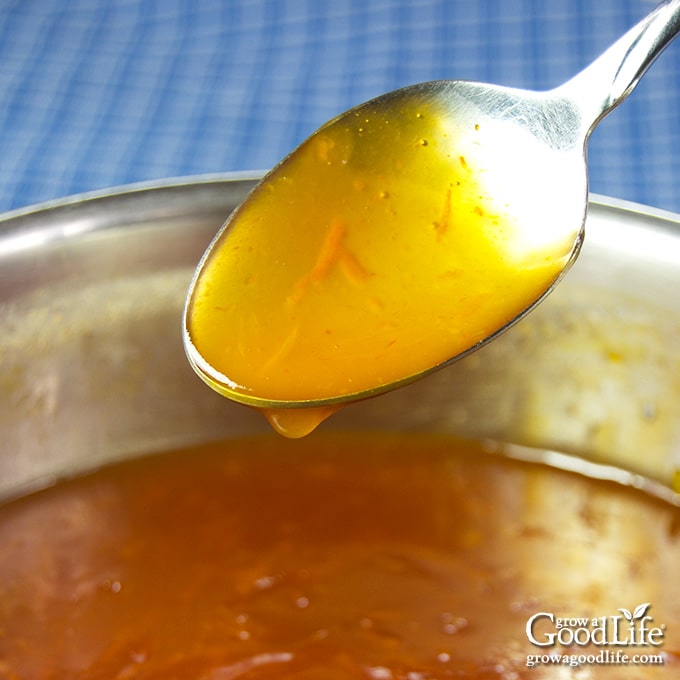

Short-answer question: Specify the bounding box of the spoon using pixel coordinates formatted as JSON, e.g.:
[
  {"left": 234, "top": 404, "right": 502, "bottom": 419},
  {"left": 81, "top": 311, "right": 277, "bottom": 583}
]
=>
[{"left": 184, "top": 0, "right": 680, "bottom": 438}]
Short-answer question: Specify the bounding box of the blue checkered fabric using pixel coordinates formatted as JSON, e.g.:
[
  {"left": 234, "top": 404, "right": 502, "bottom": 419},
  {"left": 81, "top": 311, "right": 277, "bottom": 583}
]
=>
[{"left": 0, "top": 0, "right": 678, "bottom": 214}]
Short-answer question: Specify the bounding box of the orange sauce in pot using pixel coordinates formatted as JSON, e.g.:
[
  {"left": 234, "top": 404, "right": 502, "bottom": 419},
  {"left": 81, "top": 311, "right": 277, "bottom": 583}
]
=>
[{"left": 1, "top": 433, "right": 678, "bottom": 678}]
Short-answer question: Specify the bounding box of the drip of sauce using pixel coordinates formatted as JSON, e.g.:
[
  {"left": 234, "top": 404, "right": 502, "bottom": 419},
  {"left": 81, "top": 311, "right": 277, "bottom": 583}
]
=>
[
  {"left": 1, "top": 433, "right": 679, "bottom": 678},
  {"left": 185, "top": 92, "right": 579, "bottom": 436},
  {"left": 263, "top": 405, "right": 341, "bottom": 439}
]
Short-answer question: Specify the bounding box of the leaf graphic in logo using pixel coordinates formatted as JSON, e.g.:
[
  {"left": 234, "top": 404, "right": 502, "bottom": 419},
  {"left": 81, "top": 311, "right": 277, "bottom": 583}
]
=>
[
  {"left": 633, "top": 603, "right": 651, "bottom": 620},
  {"left": 618, "top": 608, "right": 633, "bottom": 621}
]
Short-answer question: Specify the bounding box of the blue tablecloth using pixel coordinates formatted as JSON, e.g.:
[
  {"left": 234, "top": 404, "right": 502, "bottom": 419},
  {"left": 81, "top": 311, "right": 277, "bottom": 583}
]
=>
[{"left": 0, "top": 0, "right": 678, "bottom": 215}]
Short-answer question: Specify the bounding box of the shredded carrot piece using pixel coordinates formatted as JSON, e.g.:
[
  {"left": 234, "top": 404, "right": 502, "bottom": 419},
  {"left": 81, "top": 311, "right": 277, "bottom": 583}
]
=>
[
  {"left": 314, "top": 135, "right": 336, "bottom": 162},
  {"left": 288, "top": 218, "right": 369, "bottom": 305},
  {"left": 261, "top": 324, "right": 300, "bottom": 374},
  {"left": 309, "top": 217, "right": 346, "bottom": 283},
  {"left": 340, "top": 249, "right": 370, "bottom": 285},
  {"left": 435, "top": 187, "right": 452, "bottom": 240}
]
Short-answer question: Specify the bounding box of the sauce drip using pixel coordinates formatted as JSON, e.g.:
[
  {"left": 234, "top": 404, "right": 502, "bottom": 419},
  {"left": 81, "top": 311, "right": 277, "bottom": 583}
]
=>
[
  {"left": 263, "top": 405, "right": 341, "bottom": 439},
  {"left": 1, "top": 434, "right": 678, "bottom": 678},
  {"left": 185, "top": 90, "right": 580, "bottom": 436}
]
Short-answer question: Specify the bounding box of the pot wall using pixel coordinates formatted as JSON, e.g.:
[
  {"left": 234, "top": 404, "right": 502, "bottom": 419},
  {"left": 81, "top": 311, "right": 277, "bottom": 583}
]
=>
[{"left": 1, "top": 177, "right": 679, "bottom": 499}]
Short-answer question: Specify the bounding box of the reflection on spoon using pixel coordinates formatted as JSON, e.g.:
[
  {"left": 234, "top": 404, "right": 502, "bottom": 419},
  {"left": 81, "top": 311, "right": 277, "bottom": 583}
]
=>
[{"left": 184, "top": 0, "right": 680, "bottom": 438}]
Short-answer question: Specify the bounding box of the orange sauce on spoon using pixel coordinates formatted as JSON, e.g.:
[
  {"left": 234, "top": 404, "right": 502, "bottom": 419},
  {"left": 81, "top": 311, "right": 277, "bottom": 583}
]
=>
[{"left": 184, "top": 90, "right": 580, "bottom": 436}]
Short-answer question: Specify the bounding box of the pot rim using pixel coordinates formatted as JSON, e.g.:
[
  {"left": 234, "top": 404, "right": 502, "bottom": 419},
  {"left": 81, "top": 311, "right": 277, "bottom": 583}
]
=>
[{"left": 1, "top": 171, "right": 680, "bottom": 231}]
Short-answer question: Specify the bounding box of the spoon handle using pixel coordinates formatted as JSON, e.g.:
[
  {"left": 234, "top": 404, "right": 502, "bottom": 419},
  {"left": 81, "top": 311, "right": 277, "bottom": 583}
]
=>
[{"left": 561, "top": 0, "right": 680, "bottom": 135}]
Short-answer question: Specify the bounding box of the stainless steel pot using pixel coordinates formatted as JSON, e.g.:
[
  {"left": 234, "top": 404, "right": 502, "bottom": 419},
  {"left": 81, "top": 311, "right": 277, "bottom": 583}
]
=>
[{"left": 1, "top": 174, "right": 680, "bottom": 500}]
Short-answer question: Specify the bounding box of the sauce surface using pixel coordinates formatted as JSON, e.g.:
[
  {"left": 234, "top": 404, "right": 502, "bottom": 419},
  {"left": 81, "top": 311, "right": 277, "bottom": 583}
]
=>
[
  {"left": 1, "top": 433, "right": 678, "bottom": 678},
  {"left": 184, "top": 89, "right": 580, "bottom": 436}
]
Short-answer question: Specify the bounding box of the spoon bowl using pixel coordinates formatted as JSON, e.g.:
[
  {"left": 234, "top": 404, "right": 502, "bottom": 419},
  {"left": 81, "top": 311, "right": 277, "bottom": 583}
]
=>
[{"left": 184, "top": 0, "right": 680, "bottom": 437}]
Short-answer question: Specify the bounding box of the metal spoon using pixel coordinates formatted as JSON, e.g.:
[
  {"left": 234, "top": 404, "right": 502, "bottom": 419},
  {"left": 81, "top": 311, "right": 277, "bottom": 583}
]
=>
[{"left": 184, "top": 0, "right": 680, "bottom": 437}]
